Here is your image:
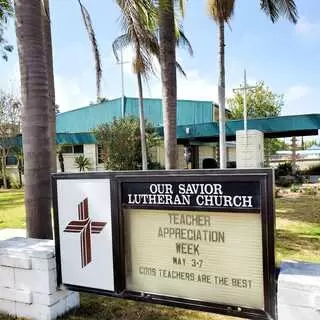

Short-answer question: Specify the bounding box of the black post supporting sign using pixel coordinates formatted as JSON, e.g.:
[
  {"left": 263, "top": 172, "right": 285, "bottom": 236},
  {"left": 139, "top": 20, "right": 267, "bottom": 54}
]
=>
[{"left": 52, "top": 169, "right": 276, "bottom": 320}]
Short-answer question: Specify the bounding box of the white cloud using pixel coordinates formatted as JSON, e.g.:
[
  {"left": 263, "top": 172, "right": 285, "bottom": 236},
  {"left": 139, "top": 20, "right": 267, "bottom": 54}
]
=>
[
  {"left": 295, "top": 17, "right": 320, "bottom": 39},
  {"left": 285, "top": 85, "right": 312, "bottom": 103},
  {"left": 55, "top": 75, "right": 92, "bottom": 112}
]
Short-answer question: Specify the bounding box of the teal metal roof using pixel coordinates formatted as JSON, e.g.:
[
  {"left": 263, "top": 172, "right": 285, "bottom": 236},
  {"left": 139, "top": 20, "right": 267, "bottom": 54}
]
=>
[
  {"left": 56, "top": 97, "right": 215, "bottom": 133},
  {"left": 7, "top": 114, "right": 320, "bottom": 146},
  {"left": 176, "top": 114, "right": 320, "bottom": 141},
  {"left": 56, "top": 98, "right": 122, "bottom": 133},
  {"left": 55, "top": 113, "right": 320, "bottom": 144}
]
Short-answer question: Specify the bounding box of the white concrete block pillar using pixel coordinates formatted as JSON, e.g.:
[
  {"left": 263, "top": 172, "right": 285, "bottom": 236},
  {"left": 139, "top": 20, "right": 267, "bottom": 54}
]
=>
[
  {"left": 278, "top": 262, "right": 320, "bottom": 320},
  {"left": 0, "top": 237, "right": 79, "bottom": 320},
  {"left": 236, "top": 130, "right": 264, "bottom": 169}
]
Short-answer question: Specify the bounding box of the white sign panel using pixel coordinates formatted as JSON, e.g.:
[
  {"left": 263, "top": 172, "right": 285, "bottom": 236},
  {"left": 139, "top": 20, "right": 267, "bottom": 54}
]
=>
[
  {"left": 57, "top": 179, "right": 114, "bottom": 291},
  {"left": 125, "top": 209, "right": 264, "bottom": 309}
]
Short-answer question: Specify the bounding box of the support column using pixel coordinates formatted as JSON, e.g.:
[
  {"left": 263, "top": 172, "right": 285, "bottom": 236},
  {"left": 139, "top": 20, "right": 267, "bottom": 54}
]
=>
[{"left": 236, "top": 130, "right": 264, "bottom": 169}]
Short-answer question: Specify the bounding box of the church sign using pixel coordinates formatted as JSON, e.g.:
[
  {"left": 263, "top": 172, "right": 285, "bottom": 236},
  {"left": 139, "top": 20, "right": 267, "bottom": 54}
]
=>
[{"left": 52, "top": 169, "right": 276, "bottom": 320}]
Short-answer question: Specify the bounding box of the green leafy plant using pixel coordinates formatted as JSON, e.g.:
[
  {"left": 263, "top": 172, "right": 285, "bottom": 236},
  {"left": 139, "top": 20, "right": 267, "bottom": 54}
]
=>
[
  {"left": 94, "top": 116, "right": 160, "bottom": 171},
  {"left": 74, "top": 155, "right": 91, "bottom": 172},
  {"left": 290, "top": 184, "right": 300, "bottom": 193},
  {"left": 275, "top": 162, "right": 293, "bottom": 177},
  {"left": 9, "top": 175, "right": 21, "bottom": 189}
]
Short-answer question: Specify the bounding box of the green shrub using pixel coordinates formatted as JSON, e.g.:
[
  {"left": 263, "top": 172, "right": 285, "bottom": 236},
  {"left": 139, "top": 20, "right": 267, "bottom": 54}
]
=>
[
  {"left": 9, "top": 175, "right": 22, "bottom": 189},
  {"left": 148, "top": 161, "right": 164, "bottom": 170},
  {"left": 290, "top": 184, "right": 300, "bottom": 193},
  {"left": 94, "top": 117, "right": 160, "bottom": 171},
  {"left": 276, "top": 175, "right": 294, "bottom": 188},
  {"left": 275, "top": 162, "right": 293, "bottom": 177}
]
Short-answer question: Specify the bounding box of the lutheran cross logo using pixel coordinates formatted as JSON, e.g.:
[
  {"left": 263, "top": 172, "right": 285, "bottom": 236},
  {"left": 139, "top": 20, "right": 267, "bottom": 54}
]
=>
[{"left": 64, "top": 198, "right": 106, "bottom": 268}]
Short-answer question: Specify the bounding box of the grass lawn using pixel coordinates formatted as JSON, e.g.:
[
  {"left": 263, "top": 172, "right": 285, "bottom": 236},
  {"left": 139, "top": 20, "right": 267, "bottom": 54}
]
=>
[
  {"left": 0, "top": 190, "right": 25, "bottom": 229},
  {"left": 0, "top": 189, "right": 319, "bottom": 320},
  {"left": 276, "top": 192, "right": 320, "bottom": 264}
]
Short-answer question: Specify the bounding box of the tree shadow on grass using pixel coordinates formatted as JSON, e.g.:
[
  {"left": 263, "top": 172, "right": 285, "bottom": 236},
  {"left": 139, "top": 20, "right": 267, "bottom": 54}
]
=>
[
  {"left": 276, "top": 228, "right": 320, "bottom": 262},
  {"left": 61, "top": 294, "right": 237, "bottom": 320},
  {"left": 276, "top": 195, "right": 320, "bottom": 224},
  {"left": 0, "top": 199, "right": 24, "bottom": 210}
]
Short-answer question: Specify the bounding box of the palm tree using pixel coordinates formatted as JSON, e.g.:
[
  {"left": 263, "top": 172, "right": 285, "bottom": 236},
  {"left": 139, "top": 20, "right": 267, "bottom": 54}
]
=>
[
  {"left": 158, "top": 0, "right": 178, "bottom": 169},
  {"left": 74, "top": 155, "right": 91, "bottom": 172},
  {"left": 114, "top": 0, "right": 192, "bottom": 171},
  {"left": 207, "top": 0, "right": 298, "bottom": 169},
  {"left": 14, "top": 0, "right": 53, "bottom": 239},
  {"left": 113, "top": 0, "right": 158, "bottom": 170},
  {"left": 78, "top": 0, "right": 102, "bottom": 101},
  {"left": 41, "top": 0, "right": 56, "bottom": 174}
]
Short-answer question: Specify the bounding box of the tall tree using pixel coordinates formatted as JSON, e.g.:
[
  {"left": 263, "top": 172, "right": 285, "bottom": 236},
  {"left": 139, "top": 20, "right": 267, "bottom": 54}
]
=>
[
  {"left": 114, "top": 0, "right": 192, "bottom": 171},
  {"left": 155, "top": 0, "right": 190, "bottom": 169},
  {"left": 78, "top": 0, "right": 102, "bottom": 101},
  {"left": 207, "top": 0, "right": 298, "bottom": 168},
  {"left": 14, "top": 0, "right": 53, "bottom": 239},
  {"left": 41, "top": 0, "right": 56, "bottom": 174},
  {"left": 158, "top": 0, "right": 178, "bottom": 169},
  {"left": 207, "top": 0, "right": 234, "bottom": 169},
  {"left": 113, "top": 0, "right": 157, "bottom": 170}
]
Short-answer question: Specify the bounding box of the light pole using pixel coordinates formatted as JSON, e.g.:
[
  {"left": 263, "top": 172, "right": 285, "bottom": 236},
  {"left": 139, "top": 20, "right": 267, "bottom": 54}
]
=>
[{"left": 116, "top": 48, "right": 130, "bottom": 117}]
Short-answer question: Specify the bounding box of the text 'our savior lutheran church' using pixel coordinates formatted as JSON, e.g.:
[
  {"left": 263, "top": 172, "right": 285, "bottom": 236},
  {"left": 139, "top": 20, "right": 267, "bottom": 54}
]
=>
[{"left": 127, "top": 183, "right": 255, "bottom": 208}]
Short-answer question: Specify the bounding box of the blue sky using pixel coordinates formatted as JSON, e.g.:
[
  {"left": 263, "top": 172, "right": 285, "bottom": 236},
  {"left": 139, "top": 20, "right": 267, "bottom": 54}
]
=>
[{"left": 1, "top": 0, "right": 319, "bottom": 116}]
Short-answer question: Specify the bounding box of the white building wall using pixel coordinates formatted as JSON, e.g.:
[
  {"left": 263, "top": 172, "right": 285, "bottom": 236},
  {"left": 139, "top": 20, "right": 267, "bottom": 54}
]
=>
[{"left": 83, "top": 144, "right": 97, "bottom": 170}]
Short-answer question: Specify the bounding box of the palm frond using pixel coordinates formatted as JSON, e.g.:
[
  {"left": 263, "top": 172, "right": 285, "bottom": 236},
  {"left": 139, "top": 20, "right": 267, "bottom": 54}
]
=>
[
  {"left": 207, "top": 0, "right": 235, "bottom": 22},
  {"left": 78, "top": 0, "right": 102, "bottom": 100},
  {"left": 0, "top": 0, "right": 13, "bottom": 23},
  {"left": 176, "top": 61, "right": 186, "bottom": 78},
  {"left": 115, "top": 0, "right": 159, "bottom": 81},
  {"left": 260, "top": 0, "right": 279, "bottom": 22},
  {"left": 112, "top": 33, "right": 131, "bottom": 62},
  {"left": 176, "top": 0, "right": 186, "bottom": 18},
  {"left": 261, "top": 0, "right": 298, "bottom": 24},
  {"left": 176, "top": 29, "right": 193, "bottom": 56}
]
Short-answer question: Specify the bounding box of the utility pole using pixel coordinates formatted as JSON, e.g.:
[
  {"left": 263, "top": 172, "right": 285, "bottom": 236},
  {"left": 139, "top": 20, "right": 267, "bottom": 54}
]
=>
[
  {"left": 233, "top": 69, "right": 257, "bottom": 144},
  {"left": 116, "top": 48, "right": 129, "bottom": 117}
]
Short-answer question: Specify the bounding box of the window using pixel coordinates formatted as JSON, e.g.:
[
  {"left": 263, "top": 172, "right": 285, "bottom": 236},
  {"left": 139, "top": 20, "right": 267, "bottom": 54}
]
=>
[
  {"left": 60, "top": 145, "right": 84, "bottom": 154},
  {"left": 73, "top": 145, "right": 84, "bottom": 154},
  {"left": 61, "top": 145, "right": 73, "bottom": 153},
  {"left": 6, "top": 155, "right": 17, "bottom": 166},
  {"left": 97, "top": 145, "right": 105, "bottom": 164}
]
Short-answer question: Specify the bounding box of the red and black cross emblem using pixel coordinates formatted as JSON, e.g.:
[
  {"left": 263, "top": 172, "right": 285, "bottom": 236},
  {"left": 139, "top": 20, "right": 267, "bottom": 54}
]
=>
[{"left": 64, "top": 198, "right": 106, "bottom": 268}]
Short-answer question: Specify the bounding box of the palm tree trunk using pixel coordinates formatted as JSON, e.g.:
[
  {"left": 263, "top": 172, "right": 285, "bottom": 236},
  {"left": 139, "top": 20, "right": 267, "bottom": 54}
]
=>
[
  {"left": 159, "top": 0, "right": 177, "bottom": 169},
  {"left": 14, "top": 0, "right": 53, "bottom": 239},
  {"left": 137, "top": 72, "right": 148, "bottom": 170},
  {"left": 42, "top": 0, "right": 56, "bottom": 174},
  {"left": 218, "top": 18, "right": 227, "bottom": 169}
]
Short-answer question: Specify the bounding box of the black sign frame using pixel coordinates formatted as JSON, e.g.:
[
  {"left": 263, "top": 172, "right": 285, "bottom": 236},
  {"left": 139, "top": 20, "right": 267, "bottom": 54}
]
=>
[{"left": 52, "top": 169, "right": 276, "bottom": 320}]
